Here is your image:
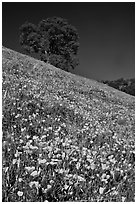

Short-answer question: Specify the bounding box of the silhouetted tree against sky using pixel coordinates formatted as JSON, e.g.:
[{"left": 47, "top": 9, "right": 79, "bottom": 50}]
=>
[{"left": 19, "top": 16, "right": 80, "bottom": 72}]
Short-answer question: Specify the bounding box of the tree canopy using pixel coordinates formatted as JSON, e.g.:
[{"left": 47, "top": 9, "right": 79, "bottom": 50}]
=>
[{"left": 19, "top": 17, "right": 80, "bottom": 72}]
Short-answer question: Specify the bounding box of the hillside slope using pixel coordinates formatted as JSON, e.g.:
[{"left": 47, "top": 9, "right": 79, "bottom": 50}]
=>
[{"left": 2, "top": 46, "right": 135, "bottom": 202}]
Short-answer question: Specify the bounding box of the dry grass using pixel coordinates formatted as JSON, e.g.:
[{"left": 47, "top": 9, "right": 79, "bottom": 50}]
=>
[{"left": 2, "top": 46, "right": 135, "bottom": 202}]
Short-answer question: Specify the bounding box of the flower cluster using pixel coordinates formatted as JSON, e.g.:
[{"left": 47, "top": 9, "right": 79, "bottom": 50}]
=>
[{"left": 2, "top": 47, "right": 135, "bottom": 202}]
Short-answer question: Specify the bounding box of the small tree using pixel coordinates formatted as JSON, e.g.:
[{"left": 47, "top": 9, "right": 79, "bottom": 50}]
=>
[{"left": 19, "top": 17, "right": 79, "bottom": 72}]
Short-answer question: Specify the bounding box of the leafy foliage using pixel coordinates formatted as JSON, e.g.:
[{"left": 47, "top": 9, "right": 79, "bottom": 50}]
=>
[
  {"left": 19, "top": 17, "right": 79, "bottom": 72},
  {"left": 101, "top": 78, "right": 135, "bottom": 96}
]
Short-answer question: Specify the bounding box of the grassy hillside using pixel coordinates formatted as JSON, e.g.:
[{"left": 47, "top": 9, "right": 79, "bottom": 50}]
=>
[{"left": 2, "top": 46, "right": 135, "bottom": 202}]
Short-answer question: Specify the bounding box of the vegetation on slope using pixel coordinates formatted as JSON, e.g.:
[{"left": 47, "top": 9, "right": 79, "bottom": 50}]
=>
[
  {"left": 2, "top": 46, "right": 135, "bottom": 202},
  {"left": 101, "top": 78, "right": 135, "bottom": 96}
]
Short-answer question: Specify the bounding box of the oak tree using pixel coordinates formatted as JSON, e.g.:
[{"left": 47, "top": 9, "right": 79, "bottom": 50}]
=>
[{"left": 19, "top": 17, "right": 79, "bottom": 72}]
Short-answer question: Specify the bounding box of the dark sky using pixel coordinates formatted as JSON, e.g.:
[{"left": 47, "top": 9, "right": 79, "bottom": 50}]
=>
[{"left": 2, "top": 2, "right": 135, "bottom": 80}]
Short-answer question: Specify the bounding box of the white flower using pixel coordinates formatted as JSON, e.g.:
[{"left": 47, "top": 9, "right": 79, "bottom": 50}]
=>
[
  {"left": 48, "top": 127, "right": 52, "bottom": 130},
  {"left": 48, "top": 146, "right": 53, "bottom": 152},
  {"left": 17, "top": 191, "right": 23, "bottom": 196},
  {"left": 78, "top": 176, "right": 85, "bottom": 182},
  {"left": 108, "top": 155, "right": 113, "bottom": 160},
  {"left": 110, "top": 170, "right": 115, "bottom": 178},
  {"left": 101, "top": 173, "right": 106, "bottom": 179},
  {"left": 51, "top": 158, "right": 59, "bottom": 162},
  {"left": 20, "top": 139, "right": 24, "bottom": 143},
  {"left": 99, "top": 187, "right": 105, "bottom": 194},
  {"left": 62, "top": 152, "right": 66, "bottom": 159},
  {"left": 90, "top": 163, "right": 95, "bottom": 170},
  {"left": 12, "top": 159, "right": 17, "bottom": 164},
  {"left": 75, "top": 175, "right": 85, "bottom": 182},
  {"left": 62, "top": 142, "right": 66, "bottom": 147},
  {"left": 17, "top": 158, "right": 21, "bottom": 168},
  {"left": 49, "top": 180, "right": 54, "bottom": 184},
  {"left": 25, "top": 166, "right": 35, "bottom": 172},
  {"left": 38, "top": 159, "right": 47, "bottom": 164},
  {"left": 42, "top": 135, "right": 47, "bottom": 139},
  {"left": 4, "top": 166, "right": 8, "bottom": 172},
  {"left": 25, "top": 149, "right": 33, "bottom": 154},
  {"left": 30, "top": 170, "right": 38, "bottom": 177},
  {"left": 92, "top": 151, "right": 97, "bottom": 156},
  {"left": 121, "top": 196, "right": 126, "bottom": 202},
  {"left": 87, "top": 155, "right": 91, "bottom": 159},
  {"left": 33, "top": 136, "right": 38, "bottom": 140},
  {"left": 82, "top": 150, "right": 87, "bottom": 156},
  {"left": 18, "top": 178, "right": 23, "bottom": 182},
  {"left": 101, "top": 163, "right": 107, "bottom": 170},
  {"left": 15, "top": 150, "right": 19, "bottom": 157},
  {"left": 58, "top": 169, "right": 64, "bottom": 174},
  {"left": 110, "top": 158, "right": 116, "bottom": 164},
  {"left": 85, "top": 164, "right": 90, "bottom": 170},
  {"left": 49, "top": 161, "right": 56, "bottom": 165},
  {"left": 42, "top": 119, "right": 46, "bottom": 122},
  {"left": 65, "top": 174, "right": 73, "bottom": 178},
  {"left": 76, "top": 162, "right": 81, "bottom": 170},
  {"left": 106, "top": 175, "right": 110, "bottom": 179},
  {"left": 56, "top": 153, "right": 61, "bottom": 158},
  {"left": 112, "top": 190, "right": 118, "bottom": 195},
  {"left": 64, "top": 184, "right": 69, "bottom": 190},
  {"left": 72, "top": 157, "right": 77, "bottom": 162},
  {"left": 29, "top": 145, "right": 38, "bottom": 150},
  {"left": 26, "top": 135, "right": 31, "bottom": 139},
  {"left": 87, "top": 158, "right": 93, "bottom": 163},
  {"left": 21, "top": 127, "right": 26, "bottom": 132},
  {"left": 47, "top": 184, "right": 52, "bottom": 189}
]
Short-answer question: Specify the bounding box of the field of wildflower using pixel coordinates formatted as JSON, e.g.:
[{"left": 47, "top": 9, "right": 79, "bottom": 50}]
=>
[{"left": 2, "top": 46, "right": 135, "bottom": 202}]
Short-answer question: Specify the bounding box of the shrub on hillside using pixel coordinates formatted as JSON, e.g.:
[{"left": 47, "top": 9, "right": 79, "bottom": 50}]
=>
[{"left": 101, "top": 78, "right": 135, "bottom": 96}]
